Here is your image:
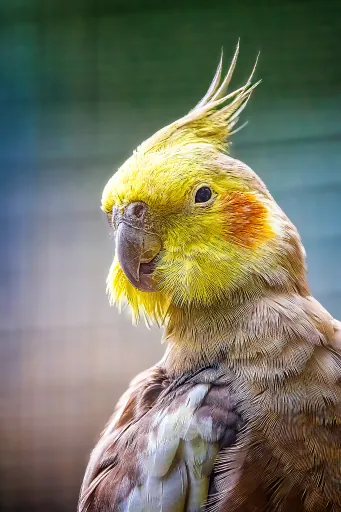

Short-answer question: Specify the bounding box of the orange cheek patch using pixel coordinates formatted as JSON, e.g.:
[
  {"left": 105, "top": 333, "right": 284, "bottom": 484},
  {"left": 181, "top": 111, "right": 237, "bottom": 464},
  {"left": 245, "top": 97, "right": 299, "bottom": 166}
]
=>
[{"left": 221, "top": 191, "right": 274, "bottom": 248}]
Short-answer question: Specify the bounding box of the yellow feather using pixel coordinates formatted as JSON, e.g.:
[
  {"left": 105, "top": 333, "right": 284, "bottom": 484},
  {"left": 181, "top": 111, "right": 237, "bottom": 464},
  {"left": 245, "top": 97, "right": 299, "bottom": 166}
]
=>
[{"left": 102, "top": 46, "right": 285, "bottom": 326}]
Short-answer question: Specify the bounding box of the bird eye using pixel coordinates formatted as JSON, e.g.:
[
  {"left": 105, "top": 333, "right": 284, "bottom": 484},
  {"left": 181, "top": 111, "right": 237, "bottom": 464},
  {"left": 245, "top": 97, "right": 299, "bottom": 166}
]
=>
[{"left": 195, "top": 186, "right": 212, "bottom": 204}]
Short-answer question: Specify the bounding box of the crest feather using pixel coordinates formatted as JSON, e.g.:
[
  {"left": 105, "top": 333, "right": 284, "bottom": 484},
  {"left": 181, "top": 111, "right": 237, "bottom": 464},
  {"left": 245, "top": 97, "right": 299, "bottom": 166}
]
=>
[{"left": 138, "top": 42, "right": 260, "bottom": 154}]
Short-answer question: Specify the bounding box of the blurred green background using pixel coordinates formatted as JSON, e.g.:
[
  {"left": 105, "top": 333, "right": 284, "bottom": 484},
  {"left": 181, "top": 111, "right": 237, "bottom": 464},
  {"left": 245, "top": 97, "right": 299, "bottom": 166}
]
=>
[{"left": 0, "top": 0, "right": 340, "bottom": 510}]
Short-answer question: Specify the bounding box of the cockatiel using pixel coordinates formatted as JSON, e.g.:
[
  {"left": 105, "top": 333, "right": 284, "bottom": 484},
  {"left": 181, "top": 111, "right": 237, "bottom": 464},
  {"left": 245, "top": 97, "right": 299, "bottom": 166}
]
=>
[{"left": 79, "top": 43, "right": 341, "bottom": 512}]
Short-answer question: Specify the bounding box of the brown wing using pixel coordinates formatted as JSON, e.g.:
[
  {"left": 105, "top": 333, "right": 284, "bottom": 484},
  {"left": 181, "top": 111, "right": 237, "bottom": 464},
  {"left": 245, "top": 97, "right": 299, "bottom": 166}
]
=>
[
  {"left": 79, "top": 365, "right": 169, "bottom": 509},
  {"left": 78, "top": 365, "right": 245, "bottom": 511}
]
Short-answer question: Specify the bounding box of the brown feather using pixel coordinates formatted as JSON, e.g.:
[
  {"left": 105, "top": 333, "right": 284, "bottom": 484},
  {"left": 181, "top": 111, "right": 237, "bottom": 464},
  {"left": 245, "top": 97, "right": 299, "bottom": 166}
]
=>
[{"left": 79, "top": 295, "right": 341, "bottom": 511}]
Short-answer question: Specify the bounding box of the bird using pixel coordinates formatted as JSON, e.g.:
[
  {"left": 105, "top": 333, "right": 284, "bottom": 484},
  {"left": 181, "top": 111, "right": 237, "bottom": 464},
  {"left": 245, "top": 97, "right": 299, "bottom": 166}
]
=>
[{"left": 78, "top": 42, "right": 341, "bottom": 511}]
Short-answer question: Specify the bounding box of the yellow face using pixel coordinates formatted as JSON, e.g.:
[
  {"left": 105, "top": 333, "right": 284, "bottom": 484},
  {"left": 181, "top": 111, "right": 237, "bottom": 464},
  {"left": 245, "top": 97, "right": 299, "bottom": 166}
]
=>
[
  {"left": 100, "top": 46, "right": 289, "bottom": 324},
  {"left": 102, "top": 142, "right": 280, "bottom": 324}
]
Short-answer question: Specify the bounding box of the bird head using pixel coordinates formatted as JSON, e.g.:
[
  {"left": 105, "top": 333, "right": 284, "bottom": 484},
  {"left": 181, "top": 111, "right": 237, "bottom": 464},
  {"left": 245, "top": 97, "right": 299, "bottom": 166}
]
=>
[{"left": 102, "top": 44, "right": 307, "bottom": 324}]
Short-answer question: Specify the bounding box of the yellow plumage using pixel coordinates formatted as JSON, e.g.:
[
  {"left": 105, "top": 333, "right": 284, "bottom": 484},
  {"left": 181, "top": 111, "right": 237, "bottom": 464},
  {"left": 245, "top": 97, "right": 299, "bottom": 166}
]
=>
[{"left": 102, "top": 43, "right": 291, "bottom": 324}]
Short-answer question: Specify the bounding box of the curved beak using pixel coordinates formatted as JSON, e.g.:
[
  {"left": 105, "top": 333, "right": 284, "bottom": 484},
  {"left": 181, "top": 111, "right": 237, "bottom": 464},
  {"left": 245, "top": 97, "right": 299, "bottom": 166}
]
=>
[{"left": 115, "top": 203, "right": 161, "bottom": 292}]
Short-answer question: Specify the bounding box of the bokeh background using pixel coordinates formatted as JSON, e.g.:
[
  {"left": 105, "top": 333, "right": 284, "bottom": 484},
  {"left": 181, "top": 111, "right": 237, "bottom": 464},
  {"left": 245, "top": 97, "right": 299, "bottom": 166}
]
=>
[{"left": 0, "top": 0, "right": 340, "bottom": 510}]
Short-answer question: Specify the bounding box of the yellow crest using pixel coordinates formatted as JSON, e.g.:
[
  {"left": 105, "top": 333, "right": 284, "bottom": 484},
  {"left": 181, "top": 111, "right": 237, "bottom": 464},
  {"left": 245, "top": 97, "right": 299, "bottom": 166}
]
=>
[{"left": 137, "top": 40, "right": 260, "bottom": 154}]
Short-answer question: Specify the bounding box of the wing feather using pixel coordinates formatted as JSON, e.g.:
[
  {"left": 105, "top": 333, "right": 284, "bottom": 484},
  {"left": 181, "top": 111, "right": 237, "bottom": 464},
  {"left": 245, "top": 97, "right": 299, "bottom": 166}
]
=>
[{"left": 79, "top": 367, "right": 242, "bottom": 511}]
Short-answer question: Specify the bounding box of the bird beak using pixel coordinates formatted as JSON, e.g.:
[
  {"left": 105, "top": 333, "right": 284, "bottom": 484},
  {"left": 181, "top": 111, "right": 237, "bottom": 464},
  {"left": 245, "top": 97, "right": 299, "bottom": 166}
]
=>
[{"left": 114, "top": 202, "right": 162, "bottom": 292}]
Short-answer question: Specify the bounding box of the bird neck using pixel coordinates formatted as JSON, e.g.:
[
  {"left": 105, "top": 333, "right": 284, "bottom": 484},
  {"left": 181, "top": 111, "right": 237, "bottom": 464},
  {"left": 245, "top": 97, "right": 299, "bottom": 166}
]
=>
[
  {"left": 162, "top": 231, "right": 311, "bottom": 378},
  {"left": 162, "top": 284, "right": 314, "bottom": 380}
]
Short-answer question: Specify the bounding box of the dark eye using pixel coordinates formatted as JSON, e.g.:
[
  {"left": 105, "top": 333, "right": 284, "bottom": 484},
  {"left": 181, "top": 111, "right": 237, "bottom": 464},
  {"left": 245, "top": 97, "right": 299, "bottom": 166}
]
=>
[{"left": 195, "top": 186, "right": 212, "bottom": 203}]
